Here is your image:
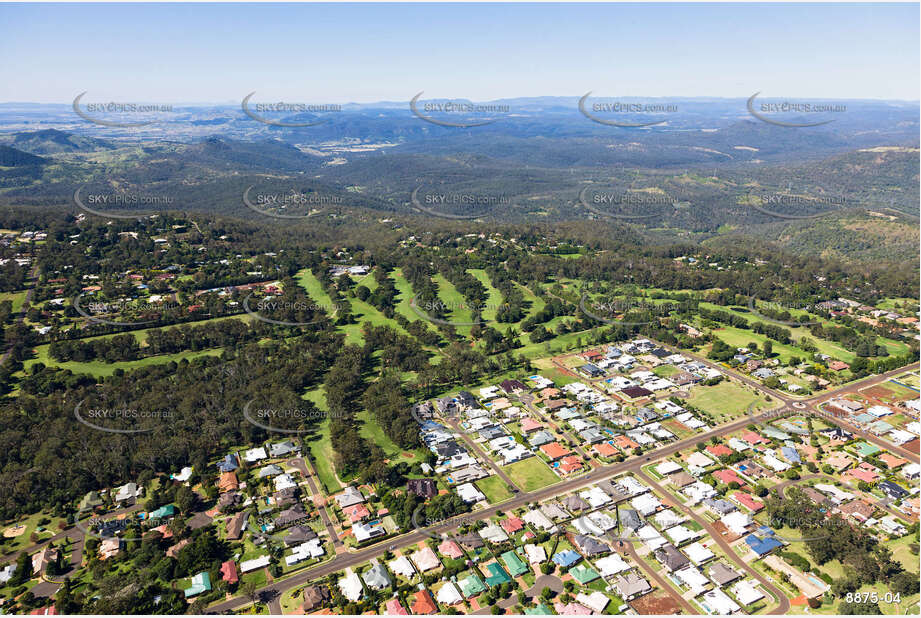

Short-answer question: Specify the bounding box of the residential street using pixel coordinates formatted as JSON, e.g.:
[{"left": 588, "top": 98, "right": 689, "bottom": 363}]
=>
[{"left": 207, "top": 359, "right": 919, "bottom": 615}]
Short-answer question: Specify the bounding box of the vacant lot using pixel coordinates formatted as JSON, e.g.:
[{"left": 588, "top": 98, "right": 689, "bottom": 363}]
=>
[
  {"left": 686, "top": 380, "right": 771, "bottom": 422},
  {"left": 475, "top": 475, "right": 514, "bottom": 504},
  {"left": 631, "top": 591, "right": 682, "bottom": 615},
  {"left": 863, "top": 381, "right": 917, "bottom": 404},
  {"left": 502, "top": 457, "right": 560, "bottom": 492}
]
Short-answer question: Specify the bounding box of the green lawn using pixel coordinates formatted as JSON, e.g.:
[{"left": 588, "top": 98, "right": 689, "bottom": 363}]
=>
[
  {"left": 475, "top": 475, "right": 514, "bottom": 504},
  {"left": 297, "top": 267, "right": 409, "bottom": 346},
  {"left": 709, "top": 323, "right": 854, "bottom": 364},
  {"left": 0, "top": 510, "right": 68, "bottom": 555},
  {"left": 432, "top": 273, "right": 475, "bottom": 336},
  {"left": 653, "top": 365, "right": 680, "bottom": 378},
  {"left": 301, "top": 386, "right": 342, "bottom": 494},
  {"left": 515, "top": 281, "right": 546, "bottom": 325},
  {"left": 0, "top": 290, "right": 28, "bottom": 314},
  {"left": 700, "top": 302, "right": 909, "bottom": 362},
  {"left": 501, "top": 457, "right": 560, "bottom": 492},
  {"left": 355, "top": 409, "right": 420, "bottom": 467},
  {"left": 686, "top": 380, "right": 771, "bottom": 422},
  {"left": 391, "top": 267, "right": 438, "bottom": 337},
  {"left": 468, "top": 269, "right": 504, "bottom": 323},
  {"left": 23, "top": 346, "right": 223, "bottom": 377}
]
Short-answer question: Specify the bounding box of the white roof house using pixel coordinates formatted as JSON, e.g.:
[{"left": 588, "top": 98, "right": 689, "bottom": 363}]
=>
[
  {"left": 573, "top": 516, "right": 605, "bottom": 537},
  {"left": 631, "top": 493, "right": 661, "bottom": 516},
  {"left": 171, "top": 467, "right": 193, "bottom": 483},
  {"left": 666, "top": 525, "right": 699, "bottom": 545},
  {"left": 700, "top": 588, "right": 740, "bottom": 614},
  {"left": 436, "top": 582, "right": 463, "bottom": 606},
  {"left": 684, "top": 542, "right": 715, "bottom": 565},
  {"left": 618, "top": 476, "right": 648, "bottom": 496},
  {"left": 731, "top": 580, "right": 765, "bottom": 605},
  {"left": 576, "top": 591, "right": 610, "bottom": 614},
  {"left": 676, "top": 566, "right": 710, "bottom": 594},
  {"left": 339, "top": 568, "right": 364, "bottom": 601},
  {"left": 523, "top": 508, "right": 556, "bottom": 531},
  {"left": 679, "top": 414, "right": 707, "bottom": 430},
  {"left": 728, "top": 438, "right": 751, "bottom": 452},
  {"left": 388, "top": 555, "right": 416, "bottom": 579},
  {"left": 479, "top": 523, "right": 509, "bottom": 543},
  {"left": 684, "top": 481, "right": 717, "bottom": 504},
  {"left": 720, "top": 512, "right": 753, "bottom": 536},
  {"left": 888, "top": 429, "right": 916, "bottom": 445},
  {"left": 273, "top": 473, "right": 297, "bottom": 491},
  {"left": 686, "top": 451, "right": 714, "bottom": 469},
  {"left": 114, "top": 482, "right": 139, "bottom": 503},
  {"left": 285, "top": 539, "right": 324, "bottom": 565},
  {"left": 240, "top": 555, "right": 271, "bottom": 573},
  {"left": 595, "top": 553, "right": 631, "bottom": 577},
  {"left": 637, "top": 525, "right": 667, "bottom": 550},
  {"left": 580, "top": 486, "right": 611, "bottom": 509},
  {"left": 524, "top": 544, "right": 547, "bottom": 564},
  {"left": 655, "top": 460, "right": 683, "bottom": 475},
  {"left": 654, "top": 509, "right": 685, "bottom": 529},
  {"left": 901, "top": 463, "right": 921, "bottom": 480},
  {"left": 410, "top": 547, "right": 441, "bottom": 572},
  {"left": 867, "top": 405, "right": 894, "bottom": 418},
  {"left": 586, "top": 511, "right": 618, "bottom": 532},
  {"left": 761, "top": 453, "right": 791, "bottom": 472},
  {"left": 456, "top": 483, "right": 486, "bottom": 503},
  {"left": 243, "top": 447, "right": 268, "bottom": 463},
  {"left": 353, "top": 521, "right": 385, "bottom": 543},
  {"left": 479, "top": 386, "right": 502, "bottom": 400},
  {"left": 814, "top": 484, "right": 854, "bottom": 503}
]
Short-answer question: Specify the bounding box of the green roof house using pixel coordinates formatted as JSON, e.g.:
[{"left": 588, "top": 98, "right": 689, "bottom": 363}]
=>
[
  {"left": 484, "top": 562, "right": 512, "bottom": 587},
  {"left": 459, "top": 574, "right": 486, "bottom": 598},
  {"left": 855, "top": 442, "right": 881, "bottom": 457},
  {"left": 500, "top": 550, "right": 529, "bottom": 577},
  {"left": 149, "top": 504, "right": 177, "bottom": 520},
  {"left": 79, "top": 491, "right": 103, "bottom": 511},
  {"left": 183, "top": 571, "right": 212, "bottom": 598},
  {"left": 525, "top": 602, "right": 553, "bottom": 614},
  {"left": 568, "top": 563, "right": 600, "bottom": 584}
]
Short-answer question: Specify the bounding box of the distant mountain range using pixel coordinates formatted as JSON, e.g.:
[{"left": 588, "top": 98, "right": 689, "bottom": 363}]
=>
[{"left": 0, "top": 97, "right": 916, "bottom": 266}]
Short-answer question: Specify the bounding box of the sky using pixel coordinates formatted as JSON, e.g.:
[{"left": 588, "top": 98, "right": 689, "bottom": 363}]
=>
[{"left": 0, "top": 3, "right": 918, "bottom": 103}]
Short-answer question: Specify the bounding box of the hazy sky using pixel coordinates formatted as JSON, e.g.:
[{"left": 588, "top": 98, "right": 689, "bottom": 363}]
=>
[{"left": 1, "top": 3, "right": 918, "bottom": 103}]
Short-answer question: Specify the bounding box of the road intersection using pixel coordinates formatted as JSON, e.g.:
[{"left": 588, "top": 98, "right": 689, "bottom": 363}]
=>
[{"left": 209, "top": 358, "right": 919, "bottom": 614}]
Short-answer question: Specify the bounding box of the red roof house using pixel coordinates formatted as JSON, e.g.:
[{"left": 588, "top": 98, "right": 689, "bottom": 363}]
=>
[
  {"left": 740, "top": 431, "right": 769, "bottom": 446},
  {"left": 412, "top": 590, "right": 438, "bottom": 615},
  {"left": 732, "top": 491, "right": 764, "bottom": 513},
  {"left": 385, "top": 598, "right": 408, "bottom": 615},
  {"left": 559, "top": 455, "right": 584, "bottom": 475},
  {"left": 714, "top": 469, "right": 743, "bottom": 486},
  {"left": 540, "top": 442, "right": 571, "bottom": 461},
  {"left": 593, "top": 442, "right": 618, "bottom": 458},
  {"left": 220, "top": 560, "right": 238, "bottom": 584},
  {"left": 520, "top": 417, "right": 543, "bottom": 433},
  {"left": 707, "top": 444, "right": 733, "bottom": 458},
  {"left": 500, "top": 517, "right": 524, "bottom": 534},
  {"left": 345, "top": 503, "right": 371, "bottom": 523},
  {"left": 438, "top": 539, "right": 464, "bottom": 559}
]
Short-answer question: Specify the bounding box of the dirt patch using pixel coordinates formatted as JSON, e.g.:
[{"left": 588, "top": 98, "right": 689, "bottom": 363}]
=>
[
  {"left": 3, "top": 524, "right": 26, "bottom": 538},
  {"left": 711, "top": 520, "right": 743, "bottom": 543},
  {"left": 630, "top": 591, "right": 682, "bottom": 614},
  {"left": 863, "top": 383, "right": 914, "bottom": 404}
]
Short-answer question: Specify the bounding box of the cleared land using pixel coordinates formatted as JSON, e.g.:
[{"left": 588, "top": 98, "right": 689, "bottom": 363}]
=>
[{"left": 501, "top": 457, "right": 560, "bottom": 492}]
